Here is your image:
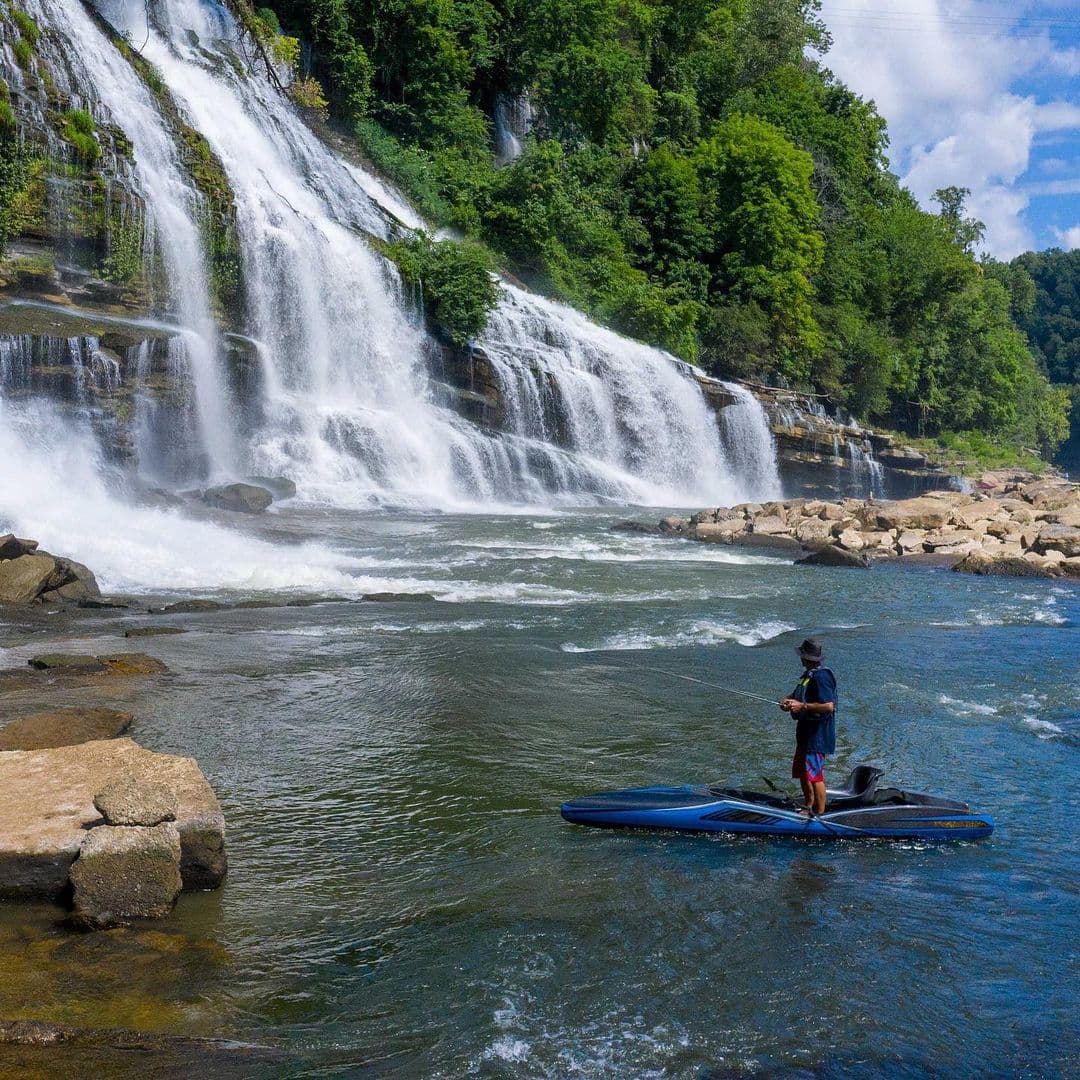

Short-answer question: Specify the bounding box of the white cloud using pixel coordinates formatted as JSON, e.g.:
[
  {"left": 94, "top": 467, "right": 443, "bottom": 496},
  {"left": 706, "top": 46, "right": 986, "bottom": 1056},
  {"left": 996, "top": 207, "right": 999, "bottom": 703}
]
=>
[
  {"left": 818, "top": 0, "right": 1080, "bottom": 258},
  {"left": 1052, "top": 225, "right": 1080, "bottom": 249}
]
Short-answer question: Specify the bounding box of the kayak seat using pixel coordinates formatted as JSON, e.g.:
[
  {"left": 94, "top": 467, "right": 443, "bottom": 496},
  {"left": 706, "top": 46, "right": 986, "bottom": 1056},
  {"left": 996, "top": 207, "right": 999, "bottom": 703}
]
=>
[{"left": 825, "top": 765, "right": 883, "bottom": 804}]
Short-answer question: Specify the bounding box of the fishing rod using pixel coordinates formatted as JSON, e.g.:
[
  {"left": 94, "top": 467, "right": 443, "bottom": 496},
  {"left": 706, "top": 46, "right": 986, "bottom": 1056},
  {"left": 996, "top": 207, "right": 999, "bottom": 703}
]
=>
[{"left": 599, "top": 656, "right": 779, "bottom": 705}]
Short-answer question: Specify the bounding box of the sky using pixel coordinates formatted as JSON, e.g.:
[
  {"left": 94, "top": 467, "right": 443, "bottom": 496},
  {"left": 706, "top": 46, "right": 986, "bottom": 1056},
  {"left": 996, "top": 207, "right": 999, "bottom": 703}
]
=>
[{"left": 816, "top": 1, "right": 1080, "bottom": 259}]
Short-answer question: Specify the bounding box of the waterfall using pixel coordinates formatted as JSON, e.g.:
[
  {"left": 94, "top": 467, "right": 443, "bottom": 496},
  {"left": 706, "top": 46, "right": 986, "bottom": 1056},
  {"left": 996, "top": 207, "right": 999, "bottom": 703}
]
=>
[
  {"left": 494, "top": 93, "right": 532, "bottom": 166},
  {"left": 0, "top": 0, "right": 782, "bottom": 519},
  {"left": 22, "top": 0, "right": 237, "bottom": 478}
]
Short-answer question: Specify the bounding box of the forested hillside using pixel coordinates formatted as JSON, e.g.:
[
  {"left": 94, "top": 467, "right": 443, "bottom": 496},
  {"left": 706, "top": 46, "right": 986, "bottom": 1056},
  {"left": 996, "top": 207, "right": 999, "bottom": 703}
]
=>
[
  {"left": 40, "top": 0, "right": 1080, "bottom": 460},
  {"left": 1011, "top": 247, "right": 1080, "bottom": 466}
]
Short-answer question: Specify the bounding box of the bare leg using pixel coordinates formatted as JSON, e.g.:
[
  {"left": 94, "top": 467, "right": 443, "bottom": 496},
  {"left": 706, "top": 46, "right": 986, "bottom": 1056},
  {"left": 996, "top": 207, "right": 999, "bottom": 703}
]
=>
[
  {"left": 799, "top": 777, "right": 813, "bottom": 812},
  {"left": 811, "top": 781, "right": 827, "bottom": 816}
]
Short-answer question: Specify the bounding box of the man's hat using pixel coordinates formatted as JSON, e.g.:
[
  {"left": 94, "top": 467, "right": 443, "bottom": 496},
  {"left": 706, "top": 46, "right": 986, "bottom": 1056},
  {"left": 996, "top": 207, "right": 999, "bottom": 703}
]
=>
[{"left": 798, "top": 638, "right": 823, "bottom": 661}]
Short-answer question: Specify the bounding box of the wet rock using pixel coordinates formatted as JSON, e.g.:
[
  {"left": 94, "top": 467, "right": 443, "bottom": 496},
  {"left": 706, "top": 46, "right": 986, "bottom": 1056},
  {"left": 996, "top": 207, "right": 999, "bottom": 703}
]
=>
[
  {"left": 159, "top": 599, "right": 227, "bottom": 614},
  {"left": 94, "top": 775, "right": 178, "bottom": 827},
  {"left": 953, "top": 552, "right": 1054, "bottom": 578},
  {"left": 99, "top": 654, "right": 170, "bottom": 676},
  {"left": 0, "top": 708, "right": 133, "bottom": 751},
  {"left": 0, "top": 554, "right": 63, "bottom": 604},
  {"left": 1060, "top": 557, "right": 1080, "bottom": 578},
  {"left": 0, "top": 738, "right": 225, "bottom": 899},
  {"left": 362, "top": 592, "right": 437, "bottom": 602},
  {"left": 28, "top": 653, "right": 108, "bottom": 674},
  {"left": 124, "top": 626, "right": 186, "bottom": 638},
  {"left": 1033, "top": 524, "right": 1080, "bottom": 559},
  {"left": 69, "top": 823, "right": 183, "bottom": 928},
  {"left": 797, "top": 544, "right": 870, "bottom": 568},
  {"left": 244, "top": 475, "right": 296, "bottom": 500},
  {"left": 201, "top": 482, "right": 273, "bottom": 514},
  {"left": 658, "top": 516, "right": 690, "bottom": 534}
]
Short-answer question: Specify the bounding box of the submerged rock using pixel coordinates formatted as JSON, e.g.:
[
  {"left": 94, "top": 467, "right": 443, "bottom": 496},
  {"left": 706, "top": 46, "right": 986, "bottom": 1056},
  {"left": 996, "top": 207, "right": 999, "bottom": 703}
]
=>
[
  {"left": 69, "top": 823, "right": 183, "bottom": 929},
  {"left": 201, "top": 482, "right": 274, "bottom": 514},
  {"left": 28, "top": 654, "right": 108, "bottom": 674},
  {"left": 124, "top": 626, "right": 186, "bottom": 638},
  {"left": 158, "top": 599, "right": 227, "bottom": 614},
  {"left": 94, "top": 775, "right": 178, "bottom": 827},
  {"left": 0, "top": 708, "right": 133, "bottom": 751},
  {"left": 0, "top": 738, "right": 225, "bottom": 898},
  {"left": 362, "top": 592, "right": 437, "bottom": 603}
]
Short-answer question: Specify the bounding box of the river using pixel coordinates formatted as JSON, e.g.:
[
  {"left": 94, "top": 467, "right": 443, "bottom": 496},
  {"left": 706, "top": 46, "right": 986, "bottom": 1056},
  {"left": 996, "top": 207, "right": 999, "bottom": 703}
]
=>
[{"left": 0, "top": 508, "right": 1076, "bottom": 1078}]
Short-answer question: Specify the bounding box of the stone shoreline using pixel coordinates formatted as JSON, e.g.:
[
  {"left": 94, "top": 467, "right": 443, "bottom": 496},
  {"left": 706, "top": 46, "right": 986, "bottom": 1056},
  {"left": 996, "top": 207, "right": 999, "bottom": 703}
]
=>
[{"left": 617, "top": 471, "right": 1080, "bottom": 578}]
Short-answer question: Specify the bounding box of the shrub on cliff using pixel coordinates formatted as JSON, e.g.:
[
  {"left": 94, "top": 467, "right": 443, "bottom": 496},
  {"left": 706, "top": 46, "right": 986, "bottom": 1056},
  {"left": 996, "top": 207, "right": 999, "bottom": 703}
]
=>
[{"left": 388, "top": 234, "right": 498, "bottom": 347}]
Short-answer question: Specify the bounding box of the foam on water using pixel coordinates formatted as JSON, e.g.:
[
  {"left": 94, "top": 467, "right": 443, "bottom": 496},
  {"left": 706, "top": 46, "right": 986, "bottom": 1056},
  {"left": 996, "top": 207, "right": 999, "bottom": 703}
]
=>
[
  {"left": 561, "top": 619, "right": 795, "bottom": 652},
  {"left": 939, "top": 694, "right": 999, "bottom": 717},
  {"left": 0, "top": 400, "right": 357, "bottom": 593}
]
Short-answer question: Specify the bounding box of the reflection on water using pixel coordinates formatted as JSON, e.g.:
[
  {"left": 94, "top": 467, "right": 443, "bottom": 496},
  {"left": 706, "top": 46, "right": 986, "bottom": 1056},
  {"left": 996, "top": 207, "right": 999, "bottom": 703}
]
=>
[{"left": 0, "top": 511, "right": 1076, "bottom": 1078}]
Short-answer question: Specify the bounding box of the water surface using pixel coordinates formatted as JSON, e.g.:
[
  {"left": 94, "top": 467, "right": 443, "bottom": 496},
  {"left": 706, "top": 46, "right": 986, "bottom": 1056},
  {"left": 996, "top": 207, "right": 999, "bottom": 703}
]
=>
[{"left": 0, "top": 511, "right": 1076, "bottom": 1078}]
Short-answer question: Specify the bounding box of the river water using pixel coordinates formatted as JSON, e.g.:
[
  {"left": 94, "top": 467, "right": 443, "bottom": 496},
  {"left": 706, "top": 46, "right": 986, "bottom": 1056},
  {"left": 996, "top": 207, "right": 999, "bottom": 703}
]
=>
[{"left": 0, "top": 509, "right": 1077, "bottom": 1078}]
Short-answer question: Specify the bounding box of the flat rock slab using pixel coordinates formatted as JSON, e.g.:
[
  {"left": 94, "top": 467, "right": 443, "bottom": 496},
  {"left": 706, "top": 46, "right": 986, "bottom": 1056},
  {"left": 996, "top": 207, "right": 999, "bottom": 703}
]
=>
[
  {"left": 0, "top": 653, "right": 169, "bottom": 692},
  {"left": 69, "top": 823, "right": 182, "bottom": 928},
  {"left": 0, "top": 738, "right": 225, "bottom": 899},
  {"left": 0, "top": 707, "right": 132, "bottom": 751}
]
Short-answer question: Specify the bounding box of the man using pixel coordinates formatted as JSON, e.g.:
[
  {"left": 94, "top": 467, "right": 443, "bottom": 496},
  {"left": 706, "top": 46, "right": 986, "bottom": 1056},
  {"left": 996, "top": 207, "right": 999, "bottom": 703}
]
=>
[{"left": 779, "top": 638, "right": 836, "bottom": 816}]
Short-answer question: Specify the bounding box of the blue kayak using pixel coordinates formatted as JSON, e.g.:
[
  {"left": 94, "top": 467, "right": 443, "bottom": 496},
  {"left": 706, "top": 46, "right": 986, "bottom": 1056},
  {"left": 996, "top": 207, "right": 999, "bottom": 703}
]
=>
[{"left": 560, "top": 765, "right": 993, "bottom": 841}]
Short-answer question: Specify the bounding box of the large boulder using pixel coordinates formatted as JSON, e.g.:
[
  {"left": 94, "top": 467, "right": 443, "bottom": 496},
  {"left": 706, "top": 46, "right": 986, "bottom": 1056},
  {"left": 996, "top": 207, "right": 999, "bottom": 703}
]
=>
[
  {"left": 0, "top": 708, "right": 133, "bottom": 751},
  {"left": 796, "top": 544, "right": 869, "bottom": 568},
  {"left": 1020, "top": 480, "right": 1076, "bottom": 511},
  {"left": 794, "top": 517, "right": 833, "bottom": 547},
  {"left": 94, "top": 775, "right": 178, "bottom": 827},
  {"left": 952, "top": 554, "right": 1053, "bottom": 578},
  {"left": 201, "top": 482, "right": 273, "bottom": 514},
  {"left": 0, "top": 550, "right": 101, "bottom": 606},
  {"left": 1033, "top": 524, "right": 1080, "bottom": 559},
  {"left": 68, "top": 823, "right": 183, "bottom": 928},
  {"left": 749, "top": 514, "right": 788, "bottom": 535},
  {"left": 0, "top": 738, "right": 225, "bottom": 898},
  {"left": 0, "top": 554, "right": 63, "bottom": 604},
  {"left": 869, "top": 497, "right": 954, "bottom": 531},
  {"left": 691, "top": 519, "right": 747, "bottom": 543}
]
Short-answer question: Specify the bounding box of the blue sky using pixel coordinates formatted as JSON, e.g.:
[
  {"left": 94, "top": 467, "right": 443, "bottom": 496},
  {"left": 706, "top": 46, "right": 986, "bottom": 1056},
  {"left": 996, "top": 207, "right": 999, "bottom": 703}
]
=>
[{"left": 817, "top": 1, "right": 1080, "bottom": 258}]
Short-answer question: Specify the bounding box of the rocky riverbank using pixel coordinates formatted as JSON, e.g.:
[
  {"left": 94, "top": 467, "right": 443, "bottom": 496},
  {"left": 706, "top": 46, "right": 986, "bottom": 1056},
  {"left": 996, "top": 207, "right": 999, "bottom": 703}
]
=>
[
  {"left": 0, "top": 635, "right": 226, "bottom": 929},
  {"left": 617, "top": 471, "right": 1080, "bottom": 578}
]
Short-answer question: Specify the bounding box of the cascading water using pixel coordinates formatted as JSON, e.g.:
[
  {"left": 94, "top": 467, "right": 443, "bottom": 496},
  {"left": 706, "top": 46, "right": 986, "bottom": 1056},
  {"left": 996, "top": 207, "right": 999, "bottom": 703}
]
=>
[
  {"left": 21, "top": 0, "right": 237, "bottom": 478},
  {"left": 1, "top": 0, "right": 784, "bottom": 582}
]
